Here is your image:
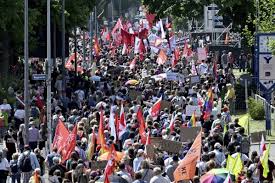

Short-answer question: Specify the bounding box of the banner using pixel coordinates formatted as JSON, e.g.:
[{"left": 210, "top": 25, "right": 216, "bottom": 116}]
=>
[{"left": 185, "top": 105, "right": 201, "bottom": 116}]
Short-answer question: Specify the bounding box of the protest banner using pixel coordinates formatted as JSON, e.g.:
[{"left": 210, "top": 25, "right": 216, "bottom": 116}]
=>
[
  {"left": 180, "top": 127, "right": 201, "bottom": 142},
  {"left": 90, "top": 161, "right": 108, "bottom": 171},
  {"left": 185, "top": 105, "right": 201, "bottom": 116},
  {"left": 197, "top": 48, "right": 207, "bottom": 61}
]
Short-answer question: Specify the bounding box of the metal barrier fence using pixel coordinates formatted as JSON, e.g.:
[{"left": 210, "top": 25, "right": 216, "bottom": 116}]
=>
[{"left": 254, "top": 94, "right": 275, "bottom": 134}]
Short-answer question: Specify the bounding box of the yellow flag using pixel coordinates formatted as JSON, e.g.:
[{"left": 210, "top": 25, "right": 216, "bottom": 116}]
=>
[
  {"left": 232, "top": 153, "right": 243, "bottom": 177},
  {"left": 238, "top": 114, "right": 249, "bottom": 132},
  {"left": 261, "top": 142, "right": 271, "bottom": 178},
  {"left": 226, "top": 155, "right": 236, "bottom": 172}
]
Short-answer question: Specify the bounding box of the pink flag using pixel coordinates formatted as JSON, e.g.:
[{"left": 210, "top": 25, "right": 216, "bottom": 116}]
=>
[{"left": 156, "top": 50, "right": 167, "bottom": 65}]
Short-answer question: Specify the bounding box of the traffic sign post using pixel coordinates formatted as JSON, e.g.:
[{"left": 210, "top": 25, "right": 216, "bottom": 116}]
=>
[
  {"left": 255, "top": 33, "right": 275, "bottom": 135},
  {"left": 32, "top": 74, "right": 46, "bottom": 81}
]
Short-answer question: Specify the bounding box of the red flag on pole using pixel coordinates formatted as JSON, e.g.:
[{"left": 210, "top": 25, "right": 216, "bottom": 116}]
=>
[
  {"left": 94, "top": 36, "right": 101, "bottom": 57},
  {"left": 53, "top": 119, "right": 70, "bottom": 153},
  {"left": 149, "top": 96, "right": 162, "bottom": 119},
  {"left": 62, "top": 125, "right": 77, "bottom": 162},
  {"left": 129, "top": 57, "right": 137, "bottom": 70},
  {"left": 137, "top": 107, "right": 147, "bottom": 145},
  {"left": 156, "top": 50, "right": 167, "bottom": 65},
  {"left": 146, "top": 13, "right": 156, "bottom": 28},
  {"left": 118, "top": 104, "right": 126, "bottom": 139},
  {"left": 97, "top": 109, "right": 106, "bottom": 147}
]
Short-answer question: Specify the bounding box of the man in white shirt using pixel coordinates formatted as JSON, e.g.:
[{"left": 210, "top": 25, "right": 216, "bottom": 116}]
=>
[
  {"left": 0, "top": 99, "right": 12, "bottom": 115},
  {"left": 231, "top": 146, "right": 249, "bottom": 163},
  {"left": 211, "top": 143, "right": 225, "bottom": 167},
  {"left": 133, "top": 149, "right": 144, "bottom": 172},
  {"left": 198, "top": 60, "right": 208, "bottom": 75}
]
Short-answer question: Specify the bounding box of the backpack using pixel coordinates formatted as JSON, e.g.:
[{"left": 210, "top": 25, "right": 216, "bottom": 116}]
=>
[
  {"left": 10, "top": 160, "right": 19, "bottom": 174},
  {"left": 20, "top": 154, "right": 32, "bottom": 172}
]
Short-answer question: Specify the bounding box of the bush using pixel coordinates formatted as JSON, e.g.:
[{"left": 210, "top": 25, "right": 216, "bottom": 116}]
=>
[{"left": 248, "top": 97, "right": 265, "bottom": 120}]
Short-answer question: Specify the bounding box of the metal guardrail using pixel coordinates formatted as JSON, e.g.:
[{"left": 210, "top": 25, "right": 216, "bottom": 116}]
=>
[{"left": 255, "top": 94, "right": 275, "bottom": 132}]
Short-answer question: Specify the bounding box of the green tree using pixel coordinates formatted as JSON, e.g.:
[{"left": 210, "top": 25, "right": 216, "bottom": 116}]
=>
[{"left": 0, "top": 0, "right": 95, "bottom": 76}]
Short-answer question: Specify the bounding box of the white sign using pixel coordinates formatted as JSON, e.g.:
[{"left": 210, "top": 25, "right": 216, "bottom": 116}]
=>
[
  {"left": 259, "top": 54, "right": 275, "bottom": 90},
  {"left": 185, "top": 105, "right": 201, "bottom": 117},
  {"left": 197, "top": 48, "right": 207, "bottom": 61},
  {"left": 151, "top": 72, "right": 185, "bottom": 82}
]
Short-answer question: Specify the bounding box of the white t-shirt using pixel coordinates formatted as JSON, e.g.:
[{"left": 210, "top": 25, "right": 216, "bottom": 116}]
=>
[
  {"left": 0, "top": 104, "right": 11, "bottom": 111},
  {"left": 0, "top": 158, "right": 9, "bottom": 170},
  {"left": 198, "top": 63, "right": 208, "bottom": 74},
  {"left": 14, "top": 109, "right": 25, "bottom": 120}
]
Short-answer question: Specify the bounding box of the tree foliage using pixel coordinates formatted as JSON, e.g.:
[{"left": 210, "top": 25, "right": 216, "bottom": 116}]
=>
[
  {"left": 142, "top": 0, "right": 255, "bottom": 31},
  {"left": 0, "top": 0, "right": 95, "bottom": 56}
]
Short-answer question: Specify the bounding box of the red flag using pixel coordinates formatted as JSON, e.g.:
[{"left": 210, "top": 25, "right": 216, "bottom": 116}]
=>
[
  {"left": 139, "top": 39, "right": 146, "bottom": 61},
  {"left": 149, "top": 96, "right": 162, "bottom": 119},
  {"left": 146, "top": 13, "right": 156, "bottom": 28},
  {"left": 183, "top": 41, "right": 192, "bottom": 58},
  {"left": 137, "top": 107, "right": 147, "bottom": 145},
  {"left": 169, "top": 114, "right": 175, "bottom": 133},
  {"left": 129, "top": 56, "right": 137, "bottom": 70},
  {"left": 137, "top": 29, "right": 149, "bottom": 40},
  {"left": 260, "top": 134, "right": 266, "bottom": 156},
  {"left": 53, "top": 120, "right": 69, "bottom": 153},
  {"left": 156, "top": 50, "right": 167, "bottom": 65},
  {"left": 172, "top": 47, "right": 180, "bottom": 68},
  {"left": 94, "top": 36, "right": 101, "bottom": 57},
  {"left": 118, "top": 104, "right": 126, "bottom": 139},
  {"left": 104, "top": 157, "right": 115, "bottom": 183},
  {"left": 62, "top": 125, "right": 77, "bottom": 162},
  {"left": 97, "top": 109, "right": 106, "bottom": 147},
  {"left": 111, "top": 18, "right": 122, "bottom": 35},
  {"left": 121, "top": 29, "right": 133, "bottom": 46}
]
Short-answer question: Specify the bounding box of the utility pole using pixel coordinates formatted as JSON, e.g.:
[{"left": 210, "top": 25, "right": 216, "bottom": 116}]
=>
[
  {"left": 46, "top": 0, "right": 52, "bottom": 153},
  {"left": 89, "top": 12, "right": 93, "bottom": 63},
  {"left": 24, "top": 0, "right": 30, "bottom": 145},
  {"left": 61, "top": 0, "right": 65, "bottom": 82},
  {"left": 74, "top": 27, "right": 77, "bottom": 76}
]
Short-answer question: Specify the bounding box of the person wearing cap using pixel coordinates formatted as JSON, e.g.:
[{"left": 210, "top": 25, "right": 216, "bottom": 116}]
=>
[
  {"left": 29, "top": 168, "right": 44, "bottom": 183},
  {"left": 28, "top": 121, "right": 40, "bottom": 151},
  {"left": 149, "top": 167, "right": 170, "bottom": 183},
  {"left": 211, "top": 142, "right": 225, "bottom": 167},
  {"left": 133, "top": 149, "right": 144, "bottom": 173}
]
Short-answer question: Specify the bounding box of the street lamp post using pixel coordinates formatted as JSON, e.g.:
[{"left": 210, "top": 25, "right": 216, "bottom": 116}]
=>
[
  {"left": 46, "top": 0, "right": 52, "bottom": 153},
  {"left": 61, "top": 0, "right": 65, "bottom": 81},
  {"left": 24, "top": 0, "right": 30, "bottom": 145}
]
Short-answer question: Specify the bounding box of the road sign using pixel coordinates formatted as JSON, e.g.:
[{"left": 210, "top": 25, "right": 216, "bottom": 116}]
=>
[
  {"left": 32, "top": 74, "right": 46, "bottom": 81},
  {"left": 256, "top": 33, "right": 275, "bottom": 133},
  {"left": 256, "top": 33, "right": 275, "bottom": 91}
]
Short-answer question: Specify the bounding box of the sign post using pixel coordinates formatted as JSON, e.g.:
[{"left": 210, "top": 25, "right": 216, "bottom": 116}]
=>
[{"left": 256, "top": 33, "right": 275, "bottom": 135}]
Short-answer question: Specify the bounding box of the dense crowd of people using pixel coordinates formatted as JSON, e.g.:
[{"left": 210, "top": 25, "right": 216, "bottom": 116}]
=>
[{"left": 0, "top": 15, "right": 273, "bottom": 183}]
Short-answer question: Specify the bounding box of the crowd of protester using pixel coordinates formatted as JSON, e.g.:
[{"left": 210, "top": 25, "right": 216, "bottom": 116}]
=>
[{"left": 0, "top": 16, "right": 273, "bottom": 183}]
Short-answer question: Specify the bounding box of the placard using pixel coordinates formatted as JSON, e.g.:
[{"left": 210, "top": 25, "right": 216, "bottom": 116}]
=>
[
  {"left": 90, "top": 160, "right": 107, "bottom": 170},
  {"left": 185, "top": 105, "right": 201, "bottom": 116},
  {"left": 180, "top": 127, "right": 201, "bottom": 142},
  {"left": 197, "top": 48, "right": 207, "bottom": 61},
  {"left": 151, "top": 138, "right": 183, "bottom": 154},
  {"left": 161, "top": 100, "right": 172, "bottom": 111},
  {"left": 190, "top": 75, "right": 200, "bottom": 84},
  {"left": 145, "top": 145, "right": 157, "bottom": 161},
  {"left": 250, "top": 131, "right": 266, "bottom": 143}
]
